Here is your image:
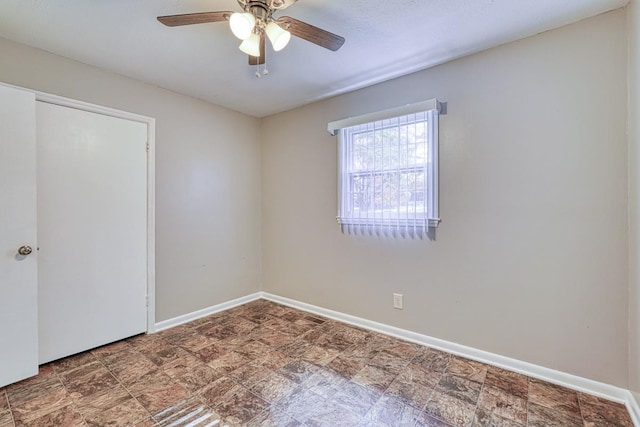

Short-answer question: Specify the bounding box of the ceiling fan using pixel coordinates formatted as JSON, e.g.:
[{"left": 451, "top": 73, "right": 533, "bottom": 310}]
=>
[{"left": 157, "top": 0, "right": 345, "bottom": 67}]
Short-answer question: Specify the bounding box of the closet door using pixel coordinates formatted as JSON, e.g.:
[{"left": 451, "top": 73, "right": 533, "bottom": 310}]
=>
[
  {"left": 0, "top": 85, "right": 38, "bottom": 387},
  {"left": 37, "top": 101, "right": 148, "bottom": 364}
]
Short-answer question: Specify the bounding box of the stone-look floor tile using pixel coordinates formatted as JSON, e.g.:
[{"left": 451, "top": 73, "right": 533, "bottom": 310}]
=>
[
  {"left": 314, "top": 333, "right": 353, "bottom": 352},
  {"left": 472, "top": 408, "right": 524, "bottom": 427},
  {"left": 305, "top": 398, "right": 363, "bottom": 427},
  {"left": 16, "top": 404, "right": 85, "bottom": 427},
  {"left": 527, "top": 402, "right": 583, "bottom": 427},
  {"left": 300, "top": 345, "right": 341, "bottom": 366},
  {"left": 250, "top": 372, "right": 298, "bottom": 403},
  {"left": 228, "top": 361, "right": 272, "bottom": 388},
  {"left": 436, "top": 374, "right": 482, "bottom": 405},
  {"left": 277, "top": 360, "right": 318, "bottom": 385},
  {"left": 278, "top": 340, "right": 315, "bottom": 358},
  {"left": 528, "top": 378, "right": 581, "bottom": 419},
  {"left": 360, "top": 395, "right": 424, "bottom": 427},
  {"left": 90, "top": 340, "right": 132, "bottom": 360},
  {"left": 327, "top": 355, "right": 367, "bottom": 380},
  {"left": 161, "top": 352, "right": 204, "bottom": 379},
  {"left": 213, "top": 385, "right": 268, "bottom": 425},
  {"left": 194, "top": 343, "right": 229, "bottom": 364},
  {"left": 447, "top": 357, "right": 488, "bottom": 384},
  {"left": 168, "top": 332, "right": 218, "bottom": 352},
  {"left": 300, "top": 327, "right": 325, "bottom": 344},
  {"left": 173, "top": 363, "right": 224, "bottom": 393},
  {"left": 0, "top": 410, "right": 14, "bottom": 427},
  {"left": 60, "top": 362, "right": 119, "bottom": 400},
  {"left": 424, "top": 389, "right": 477, "bottom": 427},
  {"left": 133, "top": 418, "right": 158, "bottom": 427},
  {"left": 578, "top": 392, "right": 634, "bottom": 427},
  {"left": 74, "top": 385, "right": 131, "bottom": 419},
  {"left": 9, "top": 380, "right": 74, "bottom": 424},
  {"left": 234, "top": 340, "right": 274, "bottom": 360},
  {"left": 475, "top": 385, "right": 526, "bottom": 425},
  {"left": 303, "top": 369, "right": 347, "bottom": 399},
  {"left": 128, "top": 334, "right": 169, "bottom": 353},
  {"left": 101, "top": 348, "right": 139, "bottom": 368},
  {"left": 262, "top": 317, "right": 295, "bottom": 336},
  {"left": 105, "top": 352, "right": 157, "bottom": 387},
  {"left": 153, "top": 397, "right": 223, "bottom": 427},
  {"left": 125, "top": 369, "right": 177, "bottom": 396},
  {"left": 352, "top": 365, "right": 397, "bottom": 393},
  {"left": 257, "top": 349, "right": 293, "bottom": 371},
  {"left": 134, "top": 382, "right": 190, "bottom": 415},
  {"left": 415, "top": 411, "right": 455, "bottom": 427},
  {"left": 246, "top": 409, "right": 301, "bottom": 427},
  {"left": 6, "top": 366, "right": 59, "bottom": 406},
  {"left": 383, "top": 341, "right": 423, "bottom": 361},
  {"left": 294, "top": 315, "right": 326, "bottom": 329},
  {"left": 4, "top": 300, "right": 635, "bottom": 427},
  {"left": 342, "top": 344, "right": 380, "bottom": 363},
  {"left": 255, "top": 329, "right": 296, "bottom": 348},
  {"left": 198, "top": 377, "right": 237, "bottom": 407},
  {"left": 0, "top": 391, "right": 9, "bottom": 412},
  {"left": 400, "top": 363, "right": 443, "bottom": 389},
  {"left": 360, "top": 331, "right": 396, "bottom": 350},
  {"left": 331, "top": 326, "right": 370, "bottom": 347},
  {"left": 330, "top": 380, "right": 380, "bottom": 416},
  {"left": 83, "top": 398, "right": 149, "bottom": 427},
  {"left": 139, "top": 343, "right": 188, "bottom": 368},
  {"left": 207, "top": 351, "right": 252, "bottom": 377},
  {"left": 272, "top": 386, "right": 326, "bottom": 423},
  {"left": 241, "top": 311, "right": 274, "bottom": 325},
  {"left": 263, "top": 302, "right": 294, "bottom": 318},
  {"left": 385, "top": 374, "right": 434, "bottom": 410},
  {"left": 484, "top": 367, "right": 528, "bottom": 400},
  {"left": 52, "top": 352, "right": 98, "bottom": 375},
  {"left": 414, "top": 349, "right": 452, "bottom": 373},
  {"left": 156, "top": 325, "right": 192, "bottom": 340}
]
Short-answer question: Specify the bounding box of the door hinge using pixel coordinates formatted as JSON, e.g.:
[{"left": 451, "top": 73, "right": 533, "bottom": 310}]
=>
[
  {"left": 145, "top": 141, "right": 149, "bottom": 152},
  {"left": 145, "top": 295, "right": 149, "bottom": 307}
]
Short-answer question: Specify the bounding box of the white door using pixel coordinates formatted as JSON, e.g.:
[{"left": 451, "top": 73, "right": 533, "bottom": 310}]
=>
[
  {"left": 37, "top": 101, "right": 148, "bottom": 364},
  {"left": 0, "top": 85, "right": 38, "bottom": 387}
]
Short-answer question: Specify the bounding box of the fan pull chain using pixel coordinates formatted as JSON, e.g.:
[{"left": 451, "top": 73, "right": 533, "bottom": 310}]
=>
[
  {"left": 255, "top": 62, "right": 269, "bottom": 78},
  {"left": 255, "top": 48, "right": 269, "bottom": 78}
]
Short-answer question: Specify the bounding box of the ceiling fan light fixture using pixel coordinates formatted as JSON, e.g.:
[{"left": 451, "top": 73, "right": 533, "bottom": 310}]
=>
[
  {"left": 266, "top": 21, "right": 291, "bottom": 51},
  {"left": 239, "top": 32, "right": 261, "bottom": 57},
  {"left": 229, "top": 12, "right": 256, "bottom": 40}
]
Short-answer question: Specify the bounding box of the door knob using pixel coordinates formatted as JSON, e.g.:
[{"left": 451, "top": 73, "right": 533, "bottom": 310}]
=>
[{"left": 17, "top": 245, "right": 32, "bottom": 256}]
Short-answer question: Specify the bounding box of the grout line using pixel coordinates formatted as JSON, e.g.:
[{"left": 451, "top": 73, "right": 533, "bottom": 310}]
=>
[{"left": 2, "top": 389, "right": 16, "bottom": 427}]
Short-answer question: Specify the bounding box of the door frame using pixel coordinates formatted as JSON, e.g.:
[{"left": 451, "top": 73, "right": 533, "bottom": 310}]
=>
[{"left": 0, "top": 82, "right": 157, "bottom": 333}]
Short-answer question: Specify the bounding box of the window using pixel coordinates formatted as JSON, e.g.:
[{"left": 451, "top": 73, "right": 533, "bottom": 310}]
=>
[{"left": 328, "top": 99, "right": 444, "bottom": 237}]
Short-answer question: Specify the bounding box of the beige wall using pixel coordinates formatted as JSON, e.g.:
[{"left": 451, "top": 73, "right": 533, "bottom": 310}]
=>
[
  {"left": 0, "top": 37, "right": 262, "bottom": 322},
  {"left": 261, "top": 10, "right": 629, "bottom": 386},
  {"left": 629, "top": 0, "right": 640, "bottom": 397}
]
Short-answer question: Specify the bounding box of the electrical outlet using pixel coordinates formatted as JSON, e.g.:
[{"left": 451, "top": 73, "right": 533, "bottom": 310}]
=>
[{"left": 393, "top": 293, "right": 404, "bottom": 309}]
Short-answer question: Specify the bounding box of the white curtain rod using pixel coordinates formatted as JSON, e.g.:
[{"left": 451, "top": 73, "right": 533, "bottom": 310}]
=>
[{"left": 327, "top": 98, "right": 446, "bottom": 136}]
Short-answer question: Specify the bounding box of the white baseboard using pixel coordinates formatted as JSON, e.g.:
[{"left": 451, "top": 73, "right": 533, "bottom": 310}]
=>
[
  {"left": 261, "top": 293, "right": 633, "bottom": 408},
  {"left": 153, "top": 291, "right": 638, "bottom": 425},
  {"left": 154, "top": 292, "right": 262, "bottom": 332}
]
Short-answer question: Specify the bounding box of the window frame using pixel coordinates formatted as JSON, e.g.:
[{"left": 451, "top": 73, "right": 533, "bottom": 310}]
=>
[{"left": 328, "top": 99, "right": 444, "bottom": 234}]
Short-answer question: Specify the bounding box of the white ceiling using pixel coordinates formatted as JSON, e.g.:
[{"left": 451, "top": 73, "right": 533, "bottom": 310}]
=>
[{"left": 0, "top": 0, "right": 628, "bottom": 117}]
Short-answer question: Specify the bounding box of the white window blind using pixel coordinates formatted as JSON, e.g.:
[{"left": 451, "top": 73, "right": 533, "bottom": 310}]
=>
[{"left": 328, "top": 99, "right": 443, "bottom": 238}]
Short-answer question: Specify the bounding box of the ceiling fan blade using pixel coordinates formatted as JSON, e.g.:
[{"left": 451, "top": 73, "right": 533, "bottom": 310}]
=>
[
  {"left": 157, "top": 11, "right": 232, "bottom": 27},
  {"left": 249, "top": 34, "right": 266, "bottom": 66},
  {"left": 277, "top": 16, "right": 345, "bottom": 51}
]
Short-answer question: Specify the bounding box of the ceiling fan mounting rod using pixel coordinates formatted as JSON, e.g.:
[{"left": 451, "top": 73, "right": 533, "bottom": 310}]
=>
[{"left": 247, "top": 1, "right": 271, "bottom": 21}]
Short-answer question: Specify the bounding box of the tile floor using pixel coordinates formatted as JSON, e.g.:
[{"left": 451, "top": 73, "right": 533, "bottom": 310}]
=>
[{"left": 0, "top": 299, "right": 634, "bottom": 426}]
